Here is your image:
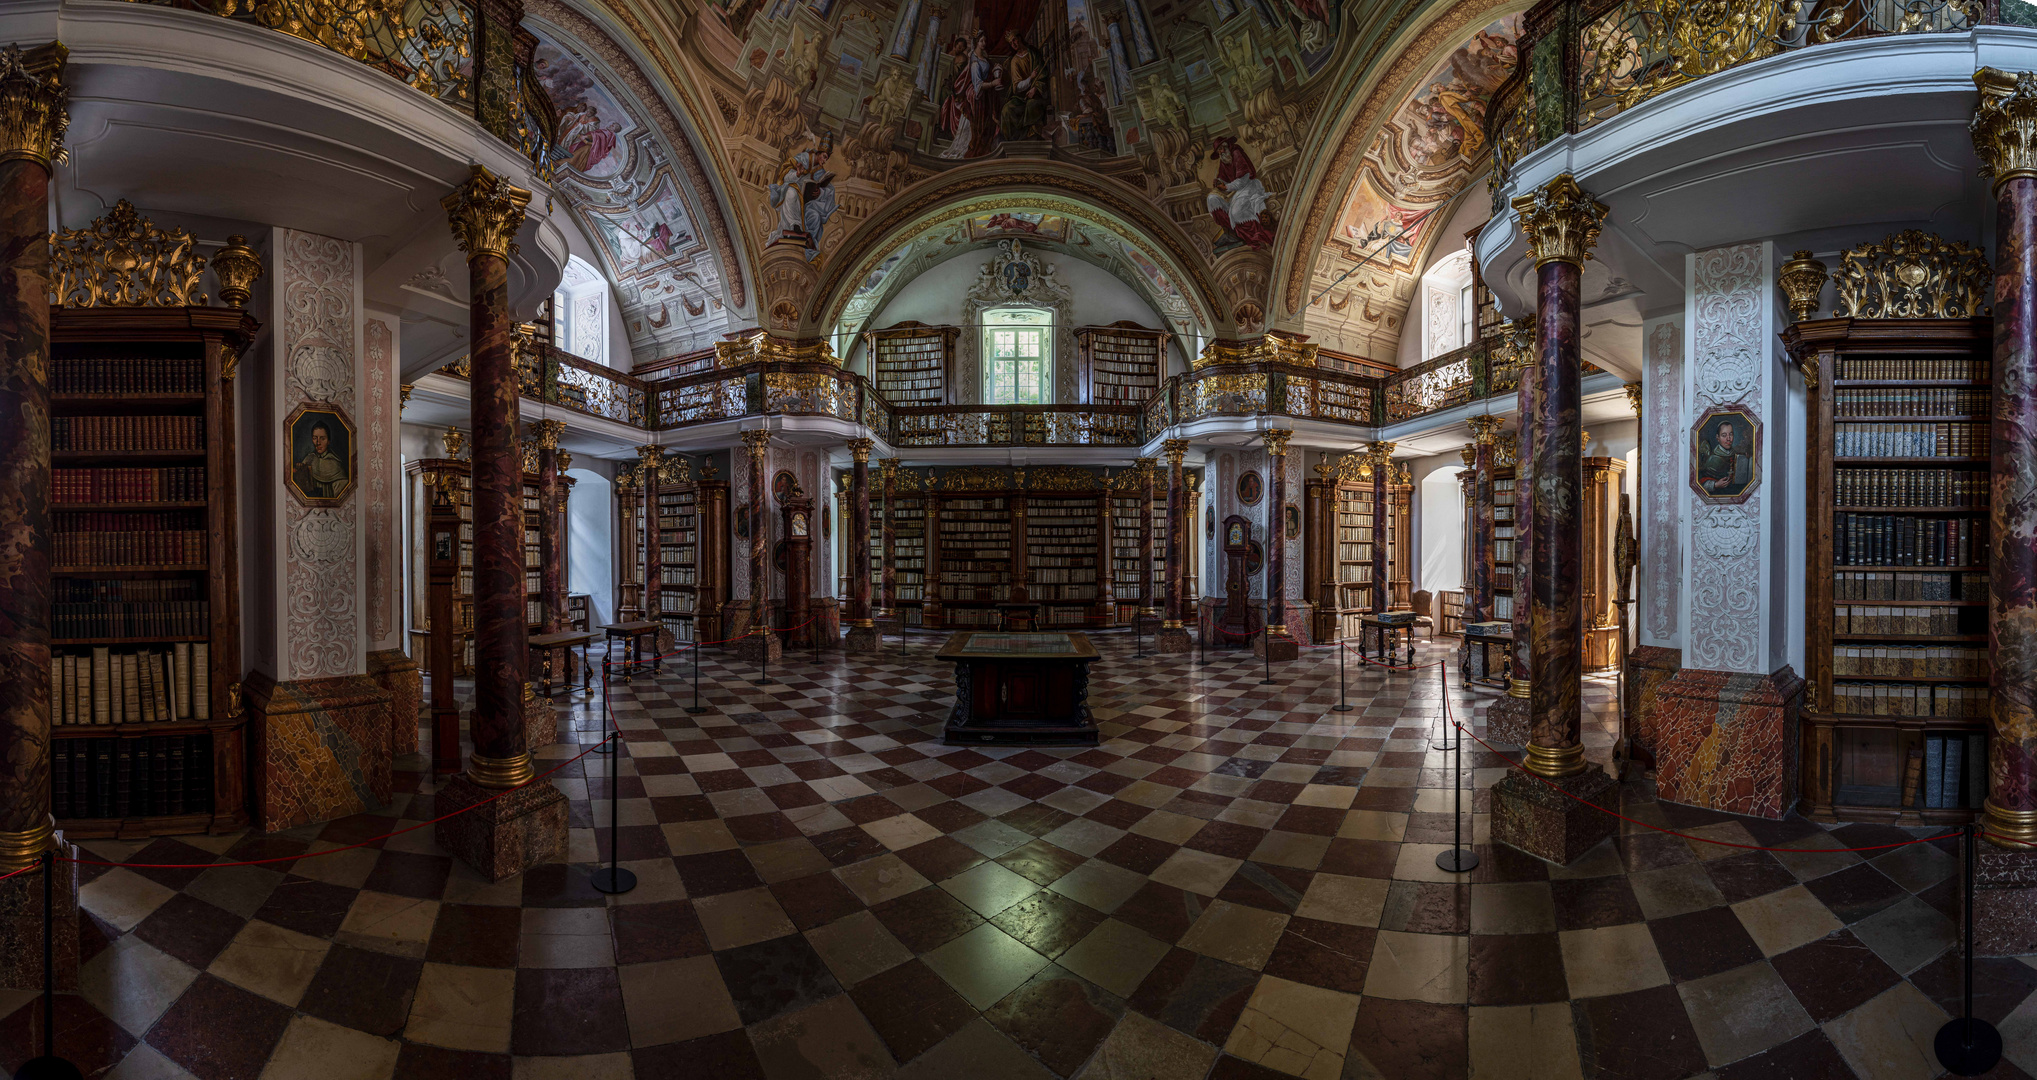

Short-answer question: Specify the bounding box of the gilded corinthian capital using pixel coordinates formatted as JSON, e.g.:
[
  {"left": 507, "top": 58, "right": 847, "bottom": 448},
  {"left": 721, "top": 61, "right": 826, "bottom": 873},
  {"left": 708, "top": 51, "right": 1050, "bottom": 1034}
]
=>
[
  {"left": 740, "top": 429, "right": 773, "bottom": 458},
  {"left": 1467, "top": 415, "right": 1505, "bottom": 445},
  {"left": 848, "top": 437, "right": 873, "bottom": 464},
  {"left": 1162, "top": 438, "right": 1190, "bottom": 466},
  {"left": 636, "top": 443, "right": 662, "bottom": 470},
  {"left": 1975, "top": 68, "right": 2037, "bottom": 189},
  {"left": 442, "top": 165, "right": 531, "bottom": 262},
  {"left": 531, "top": 419, "right": 566, "bottom": 450},
  {"left": 0, "top": 42, "right": 66, "bottom": 168},
  {"left": 1368, "top": 440, "right": 1397, "bottom": 465},
  {"left": 1510, "top": 175, "right": 1607, "bottom": 268},
  {"left": 1263, "top": 429, "right": 1293, "bottom": 458}
]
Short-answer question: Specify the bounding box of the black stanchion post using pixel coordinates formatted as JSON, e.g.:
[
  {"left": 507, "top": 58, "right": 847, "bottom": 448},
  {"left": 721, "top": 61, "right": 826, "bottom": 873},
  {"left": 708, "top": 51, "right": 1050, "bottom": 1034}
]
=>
[
  {"left": 17, "top": 848, "right": 81, "bottom": 1080},
  {"left": 590, "top": 701, "right": 637, "bottom": 895},
  {"left": 1197, "top": 612, "right": 1208, "bottom": 666},
  {"left": 759, "top": 634, "right": 773, "bottom": 685},
  {"left": 687, "top": 643, "right": 707, "bottom": 715},
  {"left": 1333, "top": 642, "right": 1352, "bottom": 712},
  {"left": 1935, "top": 821, "right": 2002, "bottom": 1074},
  {"left": 1259, "top": 628, "right": 1273, "bottom": 685},
  {"left": 1432, "top": 652, "right": 1456, "bottom": 752},
  {"left": 1436, "top": 662, "right": 1478, "bottom": 874}
]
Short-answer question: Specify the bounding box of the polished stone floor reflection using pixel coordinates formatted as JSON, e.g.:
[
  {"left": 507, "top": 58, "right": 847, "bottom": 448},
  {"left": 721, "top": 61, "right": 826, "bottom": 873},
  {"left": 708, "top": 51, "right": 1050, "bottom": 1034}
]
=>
[{"left": 4, "top": 634, "right": 2034, "bottom": 1079}]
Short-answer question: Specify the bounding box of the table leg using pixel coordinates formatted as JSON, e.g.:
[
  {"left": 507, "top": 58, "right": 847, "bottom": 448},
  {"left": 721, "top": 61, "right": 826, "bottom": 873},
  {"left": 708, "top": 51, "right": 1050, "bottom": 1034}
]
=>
[{"left": 581, "top": 644, "right": 592, "bottom": 691}]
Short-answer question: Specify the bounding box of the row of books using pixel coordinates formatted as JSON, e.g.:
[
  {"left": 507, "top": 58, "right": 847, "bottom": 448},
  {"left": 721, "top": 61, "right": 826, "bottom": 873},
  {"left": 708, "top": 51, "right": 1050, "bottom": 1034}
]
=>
[
  {"left": 55, "top": 510, "right": 204, "bottom": 532},
  {"left": 1494, "top": 595, "right": 1515, "bottom": 620},
  {"left": 1835, "top": 514, "right": 1980, "bottom": 567},
  {"left": 53, "top": 415, "right": 204, "bottom": 452},
  {"left": 1337, "top": 544, "right": 1373, "bottom": 562},
  {"left": 939, "top": 570, "right": 1008, "bottom": 582},
  {"left": 1832, "top": 571, "right": 1986, "bottom": 602},
  {"left": 1836, "top": 357, "right": 1990, "bottom": 381},
  {"left": 52, "top": 466, "right": 207, "bottom": 504},
  {"left": 52, "top": 644, "right": 212, "bottom": 725},
  {"left": 1833, "top": 682, "right": 1989, "bottom": 718},
  {"left": 1033, "top": 586, "right": 1097, "bottom": 600},
  {"left": 54, "top": 530, "right": 206, "bottom": 567},
  {"left": 1831, "top": 645, "right": 1986, "bottom": 679},
  {"left": 525, "top": 600, "right": 545, "bottom": 626},
  {"left": 54, "top": 600, "right": 209, "bottom": 639},
  {"left": 53, "top": 357, "right": 207, "bottom": 395},
  {"left": 660, "top": 568, "right": 697, "bottom": 585},
  {"left": 1833, "top": 605, "right": 1966, "bottom": 636},
  {"left": 1832, "top": 388, "right": 1988, "bottom": 416},
  {"left": 1833, "top": 423, "right": 1985, "bottom": 458},
  {"left": 1089, "top": 359, "right": 1158, "bottom": 374},
  {"left": 660, "top": 595, "right": 696, "bottom": 613},
  {"left": 1028, "top": 558, "right": 1092, "bottom": 570},
  {"left": 53, "top": 735, "right": 213, "bottom": 820},
  {"left": 1916, "top": 735, "right": 1987, "bottom": 809},
  {"left": 1029, "top": 569, "right": 1097, "bottom": 583},
  {"left": 56, "top": 578, "right": 203, "bottom": 603},
  {"left": 1834, "top": 468, "right": 1988, "bottom": 508}
]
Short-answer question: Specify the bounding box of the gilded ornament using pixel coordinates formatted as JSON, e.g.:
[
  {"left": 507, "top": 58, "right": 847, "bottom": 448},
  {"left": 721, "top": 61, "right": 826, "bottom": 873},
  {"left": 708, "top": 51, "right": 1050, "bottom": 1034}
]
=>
[
  {"left": 1831, "top": 230, "right": 1989, "bottom": 319},
  {"left": 211, "top": 234, "right": 262, "bottom": 308},
  {"left": 441, "top": 165, "right": 531, "bottom": 262},
  {"left": 1162, "top": 438, "right": 1190, "bottom": 466},
  {"left": 848, "top": 437, "right": 873, "bottom": 464},
  {"left": 1974, "top": 68, "right": 2037, "bottom": 189},
  {"left": 1511, "top": 175, "right": 1606, "bottom": 268},
  {"left": 1494, "top": 431, "right": 1519, "bottom": 469},
  {"left": 637, "top": 443, "right": 664, "bottom": 471},
  {"left": 557, "top": 449, "right": 572, "bottom": 471},
  {"left": 718, "top": 328, "right": 840, "bottom": 368},
  {"left": 1368, "top": 440, "right": 1397, "bottom": 466},
  {"left": 1192, "top": 332, "right": 1318, "bottom": 370},
  {"left": 1468, "top": 414, "right": 1505, "bottom": 446},
  {"left": 50, "top": 199, "right": 209, "bottom": 307},
  {"left": 1460, "top": 444, "right": 1477, "bottom": 469},
  {"left": 399, "top": 383, "right": 414, "bottom": 410},
  {"left": 519, "top": 438, "right": 539, "bottom": 474},
  {"left": 1623, "top": 382, "right": 1642, "bottom": 418},
  {"left": 739, "top": 429, "right": 772, "bottom": 458},
  {"left": 657, "top": 456, "right": 691, "bottom": 486},
  {"left": 531, "top": 418, "right": 566, "bottom": 450},
  {"left": 1263, "top": 428, "right": 1293, "bottom": 458},
  {"left": 441, "top": 426, "right": 466, "bottom": 459},
  {"left": 1798, "top": 353, "right": 1821, "bottom": 393},
  {"left": 1776, "top": 250, "right": 1828, "bottom": 322},
  {"left": 1578, "top": 0, "right": 1782, "bottom": 123},
  {"left": 0, "top": 42, "right": 66, "bottom": 168}
]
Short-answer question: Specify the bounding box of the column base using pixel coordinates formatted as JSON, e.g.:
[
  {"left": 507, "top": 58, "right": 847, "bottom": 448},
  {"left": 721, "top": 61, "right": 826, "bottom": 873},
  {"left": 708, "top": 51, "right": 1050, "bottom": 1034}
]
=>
[
  {"left": 1155, "top": 626, "right": 1193, "bottom": 654},
  {"left": 734, "top": 630, "right": 783, "bottom": 663},
  {"left": 433, "top": 774, "right": 568, "bottom": 883},
  {"left": 245, "top": 672, "right": 395, "bottom": 832},
  {"left": 1487, "top": 693, "right": 1531, "bottom": 746},
  {"left": 523, "top": 683, "right": 556, "bottom": 751},
  {"left": 0, "top": 838, "right": 79, "bottom": 992},
  {"left": 367, "top": 649, "right": 422, "bottom": 758},
  {"left": 1253, "top": 632, "right": 1298, "bottom": 661},
  {"left": 842, "top": 623, "right": 880, "bottom": 654},
  {"left": 1491, "top": 768, "right": 1619, "bottom": 865},
  {"left": 1652, "top": 665, "right": 1802, "bottom": 820},
  {"left": 1974, "top": 847, "right": 2037, "bottom": 957}
]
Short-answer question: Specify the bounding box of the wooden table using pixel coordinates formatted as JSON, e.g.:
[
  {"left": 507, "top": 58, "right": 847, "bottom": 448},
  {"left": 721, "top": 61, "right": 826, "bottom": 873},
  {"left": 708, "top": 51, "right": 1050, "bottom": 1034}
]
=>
[
  {"left": 1356, "top": 615, "right": 1418, "bottom": 668},
  {"left": 936, "top": 631, "right": 1100, "bottom": 747},
  {"left": 600, "top": 621, "right": 662, "bottom": 678},
  {"left": 1463, "top": 621, "right": 1515, "bottom": 688},
  {"left": 529, "top": 631, "right": 595, "bottom": 697}
]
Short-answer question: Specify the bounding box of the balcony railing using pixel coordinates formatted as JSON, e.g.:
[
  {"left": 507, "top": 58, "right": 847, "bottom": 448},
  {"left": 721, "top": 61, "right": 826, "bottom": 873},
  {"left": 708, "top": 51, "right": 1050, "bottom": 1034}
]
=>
[
  {"left": 128, "top": 0, "right": 558, "bottom": 177},
  {"left": 1487, "top": 0, "right": 2037, "bottom": 208},
  {"left": 890, "top": 405, "right": 1143, "bottom": 447},
  {"left": 1164, "top": 362, "right": 1380, "bottom": 427}
]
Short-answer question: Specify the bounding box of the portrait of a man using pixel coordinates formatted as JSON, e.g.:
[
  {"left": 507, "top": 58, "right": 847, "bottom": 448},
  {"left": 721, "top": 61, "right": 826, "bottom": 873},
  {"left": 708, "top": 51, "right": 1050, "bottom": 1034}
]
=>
[
  {"left": 285, "top": 404, "right": 355, "bottom": 506},
  {"left": 1691, "top": 406, "right": 1758, "bottom": 502}
]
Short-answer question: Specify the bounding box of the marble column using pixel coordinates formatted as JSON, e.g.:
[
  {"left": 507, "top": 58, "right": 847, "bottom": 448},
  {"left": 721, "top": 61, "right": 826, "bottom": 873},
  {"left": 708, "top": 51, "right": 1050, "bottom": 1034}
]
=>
[
  {"left": 637, "top": 444, "right": 661, "bottom": 638},
  {"left": 1139, "top": 458, "right": 1158, "bottom": 620},
  {"left": 1972, "top": 67, "right": 2037, "bottom": 952},
  {"left": 737, "top": 429, "right": 782, "bottom": 662},
  {"left": 1257, "top": 431, "right": 1297, "bottom": 660},
  {"left": 879, "top": 459, "right": 897, "bottom": 615},
  {"left": 0, "top": 41, "right": 76, "bottom": 993},
  {"left": 844, "top": 438, "right": 878, "bottom": 653},
  {"left": 1158, "top": 439, "right": 1192, "bottom": 652},
  {"left": 1490, "top": 340, "right": 1536, "bottom": 743},
  {"left": 1466, "top": 415, "right": 1504, "bottom": 625},
  {"left": 435, "top": 166, "right": 565, "bottom": 881},
  {"left": 1369, "top": 441, "right": 1396, "bottom": 613},
  {"left": 1492, "top": 174, "right": 1617, "bottom": 866},
  {"left": 534, "top": 420, "right": 565, "bottom": 633}
]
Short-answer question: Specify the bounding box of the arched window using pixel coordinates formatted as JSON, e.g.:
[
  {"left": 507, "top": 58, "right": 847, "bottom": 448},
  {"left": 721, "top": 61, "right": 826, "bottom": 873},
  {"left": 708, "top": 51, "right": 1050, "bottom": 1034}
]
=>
[
  {"left": 552, "top": 256, "right": 609, "bottom": 366},
  {"left": 982, "top": 306, "right": 1053, "bottom": 404},
  {"left": 1420, "top": 250, "right": 1475, "bottom": 361}
]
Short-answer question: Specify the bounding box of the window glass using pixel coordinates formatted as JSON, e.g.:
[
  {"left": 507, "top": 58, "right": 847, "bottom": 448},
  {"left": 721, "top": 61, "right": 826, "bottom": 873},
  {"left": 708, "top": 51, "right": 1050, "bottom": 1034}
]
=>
[{"left": 983, "top": 308, "right": 1052, "bottom": 404}]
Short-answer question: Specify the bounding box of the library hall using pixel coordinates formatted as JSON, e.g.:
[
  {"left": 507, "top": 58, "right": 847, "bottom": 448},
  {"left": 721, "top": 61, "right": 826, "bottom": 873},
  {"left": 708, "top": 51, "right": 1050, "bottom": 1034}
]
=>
[{"left": 8, "top": 0, "right": 2037, "bottom": 1078}]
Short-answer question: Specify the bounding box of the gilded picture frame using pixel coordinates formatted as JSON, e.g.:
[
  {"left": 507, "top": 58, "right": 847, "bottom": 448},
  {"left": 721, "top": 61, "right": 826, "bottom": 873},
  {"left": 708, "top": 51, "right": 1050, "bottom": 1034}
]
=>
[
  {"left": 284, "top": 403, "right": 356, "bottom": 507},
  {"left": 1690, "top": 404, "right": 1760, "bottom": 504}
]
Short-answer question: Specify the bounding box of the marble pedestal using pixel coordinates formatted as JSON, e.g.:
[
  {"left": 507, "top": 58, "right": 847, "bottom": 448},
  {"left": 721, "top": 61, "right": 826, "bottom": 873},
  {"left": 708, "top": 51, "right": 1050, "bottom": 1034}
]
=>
[
  {"left": 523, "top": 683, "right": 556, "bottom": 751},
  {"left": 734, "top": 629, "right": 784, "bottom": 664},
  {"left": 1486, "top": 695, "right": 1531, "bottom": 747},
  {"left": 1975, "top": 848, "right": 2037, "bottom": 957},
  {"left": 1253, "top": 632, "right": 1298, "bottom": 661},
  {"left": 1623, "top": 646, "right": 1682, "bottom": 766},
  {"left": 1492, "top": 768, "right": 1619, "bottom": 865},
  {"left": 246, "top": 672, "right": 395, "bottom": 831},
  {"left": 1155, "top": 627, "right": 1192, "bottom": 654},
  {"left": 0, "top": 840, "right": 78, "bottom": 992},
  {"left": 842, "top": 624, "right": 880, "bottom": 654},
  {"left": 1651, "top": 666, "right": 1802, "bottom": 820},
  {"left": 434, "top": 775, "right": 567, "bottom": 883},
  {"left": 367, "top": 648, "right": 422, "bottom": 758}
]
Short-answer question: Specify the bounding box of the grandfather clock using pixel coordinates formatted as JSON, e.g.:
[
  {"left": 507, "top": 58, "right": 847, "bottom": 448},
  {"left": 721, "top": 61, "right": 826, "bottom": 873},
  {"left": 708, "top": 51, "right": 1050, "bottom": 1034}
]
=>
[
  {"left": 426, "top": 474, "right": 463, "bottom": 776},
  {"left": 782, "top": 482, "right": 814, "bottom": 648},
  {"left": 1220, "top": 515, "right": 1253, "bottom": 643}
]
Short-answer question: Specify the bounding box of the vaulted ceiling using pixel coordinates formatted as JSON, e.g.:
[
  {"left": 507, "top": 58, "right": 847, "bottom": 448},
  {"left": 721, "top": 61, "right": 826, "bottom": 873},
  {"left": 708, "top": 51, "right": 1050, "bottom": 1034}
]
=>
[{"left": 529, "top": 0, "right": 1525, "bottom": 367}]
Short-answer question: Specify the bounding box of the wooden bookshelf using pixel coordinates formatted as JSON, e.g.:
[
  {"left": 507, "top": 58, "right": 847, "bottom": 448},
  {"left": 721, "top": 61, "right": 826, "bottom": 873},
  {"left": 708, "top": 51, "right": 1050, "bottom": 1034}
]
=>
[
  {"left": 1025, "top": 496, "right": 1101, "bottom": 626},
  {"left": 1492, "top": 470, "right": 1517, "bottom": 623},
  {"left": 1787, "top": 316, "right": 1992, "bottom": 824},
  {"left": 867, "top": 321, "right": 957, "bottom": 408},
  {"left": 48, "top": 306, "right": 256, "bottom": 838},
  {"left": 929, "top": 495, "right": 1012, "bottom": 627},
  {"left": 633, "top": 461, "right": 728, "bottom": 647},
  {"left": 883, "top": 483, "right": 928, "bottom": 628},
  {"left": 616, "top": 471, "right": 644, "bottom": 622},
  {"left": 568, "top": 593, "right": 590, "bottom": 632},
  {"left": 1075, "top": 321, "right": 1165, "bottom": 406},
  {"left": 407, "top": 458, "right": 476, "bottom": 673}
]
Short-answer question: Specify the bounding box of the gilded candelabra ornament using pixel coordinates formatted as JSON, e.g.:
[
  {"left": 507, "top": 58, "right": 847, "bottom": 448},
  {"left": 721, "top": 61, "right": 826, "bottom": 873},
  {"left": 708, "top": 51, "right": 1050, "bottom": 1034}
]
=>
[
  {"left": 1459, "top": 444, "right": 1477, "bottom": 469},
  {"left": 50, "top": 199, "right": 209, "bottom": 307},
  {"left": 1511, "top": 175, "right": 1607, "bottom": 268},
  {"left": 1777, "top": 250, "right": 1828, "bottom": 323},
  {"left": 1831, "top": 230, "right": 1989, "bottom": 319},
  {"left": 211, "top": 234, "right": 262, "bottom": 308},
  {"left": 1974, "top": 68, "right": 2037, "bottom": 189},
  {"left": 0, "top": 41, "right": 67, "bottom": 168},
  {"left": 442, "top": 165, "right": 531, "bottom": 262}
]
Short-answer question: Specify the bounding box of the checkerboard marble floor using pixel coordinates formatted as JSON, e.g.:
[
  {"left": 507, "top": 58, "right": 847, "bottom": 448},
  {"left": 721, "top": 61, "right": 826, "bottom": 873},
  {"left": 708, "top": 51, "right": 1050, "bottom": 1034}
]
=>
[{"left": 7, "top": 634, "right": 2036, "bottom": 1080}]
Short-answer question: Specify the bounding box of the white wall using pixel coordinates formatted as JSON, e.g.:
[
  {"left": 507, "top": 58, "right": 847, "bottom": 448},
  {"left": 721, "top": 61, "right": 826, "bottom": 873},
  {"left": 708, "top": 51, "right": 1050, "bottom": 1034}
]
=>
[
  {"left": 567, "top": 468, "right": 614, "bottom": 626},
  {"left": 1394, "top": 180, "right": 1497, "bottom": 370},
  {"left": 1420, "top": 466, "right": 1466, "bottom": 594}
]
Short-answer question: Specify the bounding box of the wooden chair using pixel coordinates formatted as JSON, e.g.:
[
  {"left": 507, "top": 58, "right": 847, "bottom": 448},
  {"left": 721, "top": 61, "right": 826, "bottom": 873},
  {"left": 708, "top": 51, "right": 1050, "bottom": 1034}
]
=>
[{"left": 1410, "top": 591, "right": 1436, "bottom": 639}]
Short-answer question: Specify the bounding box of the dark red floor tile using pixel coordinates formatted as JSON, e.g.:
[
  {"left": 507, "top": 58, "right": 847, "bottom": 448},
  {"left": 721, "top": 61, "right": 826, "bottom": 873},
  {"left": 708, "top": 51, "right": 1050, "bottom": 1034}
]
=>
[
  {"left": 632, "top": 1029, "right": 767, "bottom": 1077},
  {"left": 713, "top": 933, "right": 844, "bottom": 1025},
  {"left": 511, "top": 967, "right": 630, "bottom": 1055},
  {"left": 132, "top": 893, "right": 245, "bottom": 970},
  {"left": 850, "top": 959, "right": 976, "bottom": 1062},
  {"left": 1345, "top": 996, "right": 1469, "bottom": 1080},
  {"left": 1467, "top": 932, "right": 1567, "bottom": 1005},
  {"left": 251, "top": 875, "right": 360, "bottom": 938},
  {"left": 145, "top": 973, "right": 294, "bottom": 1080},
  {"left": 611, "top": 899, "right": 712, "bottom": 965},
  {"left": 983, "top": 965, "right": 1123, "bottom": 1076},
  {"left": 392, "top": 1043, "right": 512, "bottom": 1080},
  {"left": 1263, "top": 917, "right": 1376, "bottom": 994},
  {"left": 298, "top": 943, "right": 423, "bottom": 1037},
  {"left": 1648, "top": 906, "right": 1766, "bottom": 983},
  {"left": 995, "top": 838, "right": 1087, "bottom": 886}
]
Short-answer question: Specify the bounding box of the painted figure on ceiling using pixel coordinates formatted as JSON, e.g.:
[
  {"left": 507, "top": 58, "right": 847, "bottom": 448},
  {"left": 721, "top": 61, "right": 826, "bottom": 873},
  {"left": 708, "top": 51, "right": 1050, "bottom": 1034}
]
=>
[
  {"left": 769, "top": 132, "right": 840, "bottom": 262},
  {"left": 1206, "top": 136, "right": 1273, "bottom": 250},
  {"left": 938, "top": 31, "right": 1002, "bottom": 159},
  {"left": 998, "top": 29, "right": 1052, "bottom": 140}
]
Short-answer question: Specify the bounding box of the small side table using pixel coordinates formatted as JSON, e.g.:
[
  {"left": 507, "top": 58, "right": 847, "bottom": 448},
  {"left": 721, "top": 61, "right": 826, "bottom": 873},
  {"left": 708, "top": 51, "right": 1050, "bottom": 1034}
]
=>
[
  {"left": 530, "top": 631, "right": 595, "bottom": 697},
  {"left": 600, "top": 621, "right": 663, "bottom": 679},
  {"left": 1357, "top": 616, "right": 1417, "bottom": 668},
  {"left": 1463, "top": 621, "right": 1515, "bottom": 688}
]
